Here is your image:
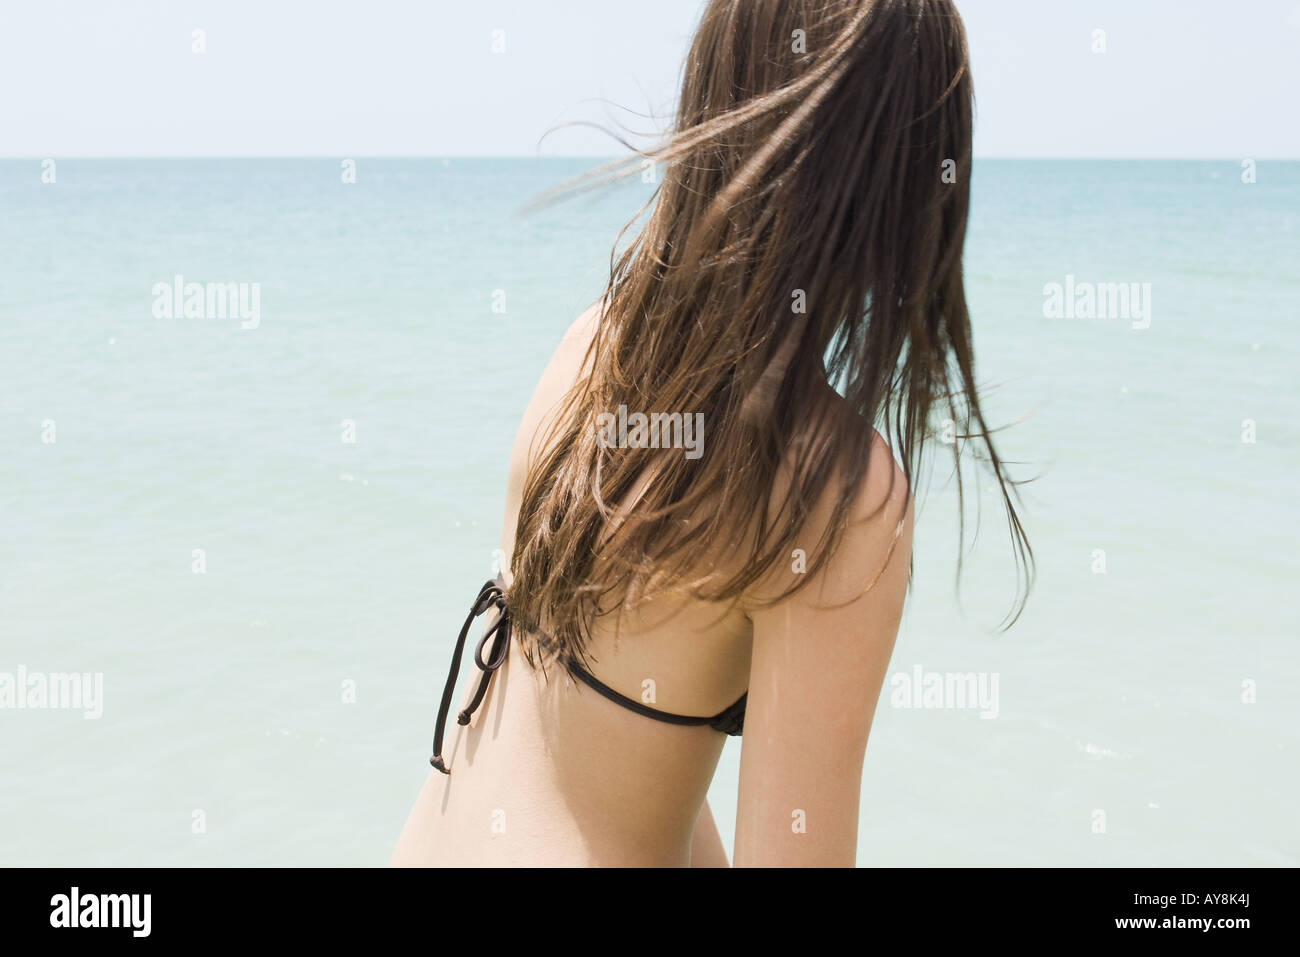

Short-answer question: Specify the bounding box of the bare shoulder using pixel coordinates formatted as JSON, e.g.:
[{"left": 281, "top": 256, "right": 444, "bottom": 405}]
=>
[
  {"left": 819, "top": 427, "right": 913, "bottom": 605},
  {"left": 507, "top": 302, "right": 605, "bottom": 487},
  {"left": 744, "top": 389, "right": 913, "bottom": 611},
  {"left": 565, "top": 300, "right": 604, "bottom": 341},
  {"left": 552, "top": 300, "right": 604, "bottom": 365}
]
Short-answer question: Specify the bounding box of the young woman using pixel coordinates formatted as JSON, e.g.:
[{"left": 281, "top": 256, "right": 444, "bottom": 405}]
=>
[{"left": 392, "top": 0, "right": 1029, "bottom": 868}]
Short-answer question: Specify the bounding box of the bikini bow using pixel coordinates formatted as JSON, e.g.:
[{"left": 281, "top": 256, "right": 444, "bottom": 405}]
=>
[{"left": 429, "top": 576, "right": 512, "bottom": 774}]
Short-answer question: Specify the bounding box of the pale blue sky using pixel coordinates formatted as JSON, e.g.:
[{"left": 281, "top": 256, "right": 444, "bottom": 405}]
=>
[{"left": 2, "top": 0, "right": 1298, "bottom": 158}]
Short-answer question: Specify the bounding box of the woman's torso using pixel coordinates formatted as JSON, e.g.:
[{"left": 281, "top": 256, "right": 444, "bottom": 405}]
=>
[{"left": 391, "top": 305, "right": 753, "bottom": 866}]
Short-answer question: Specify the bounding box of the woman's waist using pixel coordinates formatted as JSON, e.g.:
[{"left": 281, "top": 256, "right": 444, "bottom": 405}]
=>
[
  {"left": 422, "top": 757, "right": 707, "bottom": 866},
  {"left": 436, "top": 686, "right": 722, "bottom": 858}
]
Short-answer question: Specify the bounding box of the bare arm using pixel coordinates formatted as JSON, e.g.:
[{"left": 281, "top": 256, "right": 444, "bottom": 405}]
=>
[{"left": 733, "top": 435, "right": 912, "bottom": 867}]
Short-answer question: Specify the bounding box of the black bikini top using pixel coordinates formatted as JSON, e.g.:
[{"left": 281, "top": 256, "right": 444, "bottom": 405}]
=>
[{"left": 429, "top": 575, "right": 747, "bottom": 773}]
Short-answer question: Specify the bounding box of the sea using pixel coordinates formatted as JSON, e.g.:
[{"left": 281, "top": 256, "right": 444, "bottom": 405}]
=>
[{"left": 1, "top": 158, "right": 1296, "bottom": 865}]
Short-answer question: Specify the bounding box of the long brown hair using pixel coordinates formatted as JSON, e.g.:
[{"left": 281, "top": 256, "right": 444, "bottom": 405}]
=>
[{"left": 510, "top": 0, "right": 1032, "bottom": 671}]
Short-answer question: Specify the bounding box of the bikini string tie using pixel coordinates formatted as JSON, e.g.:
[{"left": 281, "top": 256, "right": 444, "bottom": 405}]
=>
[{"left": 429, "top": 577, "right": 511, "bottom": 774}]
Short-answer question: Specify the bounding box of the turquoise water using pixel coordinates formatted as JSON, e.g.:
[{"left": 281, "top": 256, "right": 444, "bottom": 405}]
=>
[{"left": 1, "top": 159, "right": 1296, "bottom": 865}]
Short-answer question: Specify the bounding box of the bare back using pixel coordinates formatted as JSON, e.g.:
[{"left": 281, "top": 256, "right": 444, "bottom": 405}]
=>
[{"left": 391, "top": 304, "right": 753, "bottom": 866}]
